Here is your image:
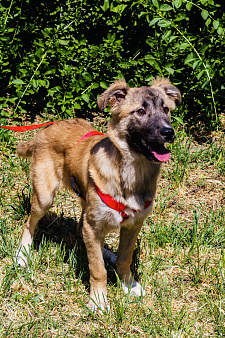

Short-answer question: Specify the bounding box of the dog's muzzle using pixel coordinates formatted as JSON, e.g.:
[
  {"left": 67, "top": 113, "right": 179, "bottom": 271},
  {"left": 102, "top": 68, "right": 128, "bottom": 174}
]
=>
[{"left": 160, "top": 127, "right": 175, "bottom": 143}]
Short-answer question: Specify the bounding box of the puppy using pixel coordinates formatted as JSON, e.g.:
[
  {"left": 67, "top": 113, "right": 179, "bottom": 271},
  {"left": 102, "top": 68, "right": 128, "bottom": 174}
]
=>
[{"left": 16, "top": 77, "right": 181, "bottom": 312}]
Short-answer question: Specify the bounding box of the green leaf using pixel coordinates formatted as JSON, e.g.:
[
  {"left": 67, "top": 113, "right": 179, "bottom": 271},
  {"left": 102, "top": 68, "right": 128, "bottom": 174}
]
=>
[
  {"left": 145, "top": 56, "right": 161, "bottom": 72},
  {"left": 74, "top": 102, "right": 81, "bottom": 109},
  {"left": 58, "top": 39, "right": 69, "bottom": 45},
  {"left": 213, "top": 20, "right": 219, "bottom": 29},
  {"left": 184, "top": 53, "right": 195, "bottom": 64},
  {"left": 193, "top": 60, "right": 201, "bottom": 70},
  {"left": 217, "top": 27, "right": 224, "bottom": 35},
  {"left": 12, "top": 79, "right": 25, "bottom": 85},
  {"left": 158, "top": 19, "right": 171, "bottom": 27},
  {"left": 165, "top": 67, "right": 174, "bottom": 74},
  {"left": 162, "top": 30, "right": 172, "bottom": 40},
  {"left": 173, "top": 116, "right": 184, "bottom": 125},
  {"left": 152, "top": 0, "right": 159, "bottom": 8},
  {"left": 179, "top": 42, "right": 190, "bottom": 50},
  {"left": 66, "top": 110, "right": 73, "bottom": 116},
  {"left": 186, "top": 2, "right": 192, "bottom": 10},
  {"left": 205, "top": 18, "right": 211, "bottom": 26},
  {"left": 197, "top": 70, "right": 205, "bottom": 80},
  {"left": 81, "top": 93, "right": 89, "bottom": 103},
  {"left": 100, "top": 81, "right": 108, "bottom": 89},
  {"left": 173, "top": 0, "right": 183, "bottom": 9},
  {"left": 160, "top": 4, "right": 173, "bottom": 11},
  {"left": 201, "top": 10, "right": 208, "bottom": 20},
  {"left": 201, "top": 79, "right": 209, "bottom": 89},
  {"left": 145, "top": 55, "right": 156, "bottom": 65},
  {"left": 82, "top": 72, "right": 92, "bottom": 81},
  {"left": 149, "top": 17, "right": 161, "bottom": 26},
  {"left": 102, "top": 0, "right": 109, "bottom": 11},
  {"left": 92, "top": 83, "right": 99, "bottom": 89}
]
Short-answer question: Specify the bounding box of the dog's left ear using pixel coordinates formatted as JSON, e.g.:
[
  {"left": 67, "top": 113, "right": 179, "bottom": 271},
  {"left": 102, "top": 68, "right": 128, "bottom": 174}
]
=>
[
  {"left": 97, "top": 80, "right": 130, "bottom": 111},
  {"left": 151, "top": 77, "right": 182, "bottom": 110}
]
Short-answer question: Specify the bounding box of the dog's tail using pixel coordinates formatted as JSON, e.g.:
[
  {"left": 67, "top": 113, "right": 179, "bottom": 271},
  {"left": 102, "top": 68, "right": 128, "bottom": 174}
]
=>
[{"left": 17, "top": 140, "right": 34, "bottom": 158}]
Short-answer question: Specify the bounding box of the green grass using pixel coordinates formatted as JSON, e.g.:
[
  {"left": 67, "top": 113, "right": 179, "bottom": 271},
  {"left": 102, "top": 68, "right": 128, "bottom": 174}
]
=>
[{"left": 0, "top": 124, "right": 224, "bottom": 337}]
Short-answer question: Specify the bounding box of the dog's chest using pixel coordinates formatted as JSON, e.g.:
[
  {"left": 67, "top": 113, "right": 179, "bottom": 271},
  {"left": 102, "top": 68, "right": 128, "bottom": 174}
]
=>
[{"left": 120, "top": 158, "right": 160, "bottom": 196}]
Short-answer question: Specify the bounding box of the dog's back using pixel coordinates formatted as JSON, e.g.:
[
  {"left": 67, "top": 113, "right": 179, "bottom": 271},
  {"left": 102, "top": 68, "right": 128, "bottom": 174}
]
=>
[
  {"left": 16, "top": 118, "right": 106, "bottom": 194},
  {"left": 17, "top": 119, "right": 93, "bottom": 157}
]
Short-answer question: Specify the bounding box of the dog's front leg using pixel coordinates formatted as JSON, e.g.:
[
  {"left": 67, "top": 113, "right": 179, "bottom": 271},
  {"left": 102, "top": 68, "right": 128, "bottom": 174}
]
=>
[
  {"left": 116, "top": 224, "right": 146, "bottom": 297},
  {"left": 82, "top": 215, "right": 109, "bottom": 313}
]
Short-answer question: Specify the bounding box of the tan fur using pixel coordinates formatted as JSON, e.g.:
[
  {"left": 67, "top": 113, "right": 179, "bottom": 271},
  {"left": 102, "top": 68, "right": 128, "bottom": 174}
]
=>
[{"left": 16, "top": 78, "right": 181, "bottom": 312}]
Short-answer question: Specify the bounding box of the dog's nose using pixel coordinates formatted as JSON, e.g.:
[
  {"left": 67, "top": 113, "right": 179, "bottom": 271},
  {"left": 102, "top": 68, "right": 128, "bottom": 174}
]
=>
[{"left": 160, "top": 127, "right": 175, "bottom": 143}]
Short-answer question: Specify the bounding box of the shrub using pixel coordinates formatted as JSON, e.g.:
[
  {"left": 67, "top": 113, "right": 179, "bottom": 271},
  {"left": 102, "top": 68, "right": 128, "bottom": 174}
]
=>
[{"left": 0, "top": 0, "right": 224, "bottom": 131}]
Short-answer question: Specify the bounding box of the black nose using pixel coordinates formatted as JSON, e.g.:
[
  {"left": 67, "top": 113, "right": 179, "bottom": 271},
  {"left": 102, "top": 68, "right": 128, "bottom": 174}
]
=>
[{"left": 160, "top": 127, "right": 175, "bottom": 143}]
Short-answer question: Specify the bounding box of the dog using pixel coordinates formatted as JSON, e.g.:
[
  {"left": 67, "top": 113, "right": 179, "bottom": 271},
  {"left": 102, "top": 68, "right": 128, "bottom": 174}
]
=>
[{"left": 16, "top": 77, "right": 181, "bottom": 312}]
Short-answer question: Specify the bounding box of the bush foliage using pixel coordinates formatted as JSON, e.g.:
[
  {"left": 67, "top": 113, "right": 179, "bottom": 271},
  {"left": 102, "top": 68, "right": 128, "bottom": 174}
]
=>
[{"left": 0, "top": 0, "right": 224, "bottom": 129}]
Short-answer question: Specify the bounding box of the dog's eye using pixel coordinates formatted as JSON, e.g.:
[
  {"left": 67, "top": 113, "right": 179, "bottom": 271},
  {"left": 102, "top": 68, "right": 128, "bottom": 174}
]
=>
[
  {"left": 137, "top": 108, "right": 146, "bottom": 116},
  {"left": 163, "top": 106, "right": 169, "bottom": 114}
]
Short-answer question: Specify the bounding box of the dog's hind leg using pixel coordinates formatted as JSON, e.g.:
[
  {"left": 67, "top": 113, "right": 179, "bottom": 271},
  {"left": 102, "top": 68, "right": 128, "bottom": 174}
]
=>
[
  {"left": 16, "top": 163, "right": 59, "bottom": 267},
  {"left": 116, "top": 225, "right": 146, "bottom": 297}
]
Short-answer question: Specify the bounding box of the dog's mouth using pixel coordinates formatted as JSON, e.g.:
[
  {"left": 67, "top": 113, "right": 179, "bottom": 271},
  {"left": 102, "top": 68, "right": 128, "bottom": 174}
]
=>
[
  {"left": 136, "top": 138, "right": 170, "bottom": 163},
  {"left": 150, "top": 144, "right": 170, "bottom": 162}
]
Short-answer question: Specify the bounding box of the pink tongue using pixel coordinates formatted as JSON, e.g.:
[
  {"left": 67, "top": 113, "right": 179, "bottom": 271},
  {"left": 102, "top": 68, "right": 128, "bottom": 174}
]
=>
[{"left": 150, "top": 145, "right": 170, "bottom": 162}]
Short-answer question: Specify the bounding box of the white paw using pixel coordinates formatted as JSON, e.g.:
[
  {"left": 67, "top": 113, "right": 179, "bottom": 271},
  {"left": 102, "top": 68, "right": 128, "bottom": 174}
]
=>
[
  {"left": 15, "top": 247, "right": 29, "bottom": 267},
  {"left": 88, "top": 301, "right": 110, "bottom": 315},
  {"left": 88, "top": 298, "right": 110, "bottom": 315},
  {"left": 121, "top": 280, "right": 146, "bottom": 297}
]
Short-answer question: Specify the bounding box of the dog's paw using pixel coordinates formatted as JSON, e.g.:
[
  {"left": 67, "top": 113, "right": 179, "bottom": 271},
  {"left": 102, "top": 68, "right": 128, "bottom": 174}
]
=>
[
  {"left": 88, "top": 298, "right": 110, "bottom": 315},
  {"left": 15, "top": 253, "right": 28, "bottom": 267},
  {"left": 88, "top": 290, "right": 110, "bottom": 315},
  {"left": 121, "top": 280, "right": 146, "bottom": 297},
  {"left": 15, "top": 247, "right": 29, "bottom": 268}
]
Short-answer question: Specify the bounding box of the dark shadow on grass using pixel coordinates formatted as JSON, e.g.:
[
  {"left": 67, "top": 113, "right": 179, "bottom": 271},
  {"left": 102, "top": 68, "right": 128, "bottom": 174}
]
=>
[
  {"left": 33, "top": 211, "right": 142, "bottom": 287},
  {"left": 34, "top": 211, "right": 90, "bottom": 285}
]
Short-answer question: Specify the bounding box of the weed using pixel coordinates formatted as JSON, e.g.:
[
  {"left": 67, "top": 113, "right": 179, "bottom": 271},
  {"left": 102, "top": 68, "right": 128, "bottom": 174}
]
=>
[{"left": 8, "top": 183, "right": 31, "bottom": 220}]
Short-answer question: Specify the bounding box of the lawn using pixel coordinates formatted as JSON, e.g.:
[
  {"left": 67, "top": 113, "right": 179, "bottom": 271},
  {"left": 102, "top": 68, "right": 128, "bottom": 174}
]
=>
[{"left": 0, "top": 121, "right": 224, "bottom": 337}]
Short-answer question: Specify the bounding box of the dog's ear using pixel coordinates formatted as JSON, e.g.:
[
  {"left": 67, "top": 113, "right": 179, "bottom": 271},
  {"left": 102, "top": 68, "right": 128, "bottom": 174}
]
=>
[
  {"left": 97, "top": 80, "right": 129, "bottom": 111},
  {"left": 151, "top": 77, "right": 182, "bottom": 110}
]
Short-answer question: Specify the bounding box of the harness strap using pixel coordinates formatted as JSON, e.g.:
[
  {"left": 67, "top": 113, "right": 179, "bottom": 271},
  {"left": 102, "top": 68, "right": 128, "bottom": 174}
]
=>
[
  {"left": 94, "top": 183, "right": 127, "bottom": 213},
  {"left": 76, "top": 130, "right": 104, "bottom": 143},
  {"left": 70, "top": 130, "right": 104, "bottom": 199},
  {"left": 95, "top": 182, "right": 152, "bottom": 221}
]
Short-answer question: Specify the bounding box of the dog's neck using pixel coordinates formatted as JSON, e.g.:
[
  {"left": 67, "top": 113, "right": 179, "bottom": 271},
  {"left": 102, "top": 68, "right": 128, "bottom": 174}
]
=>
[
  {"left": 90, "top": 126, "right": 161, "bottom": 210},
  {"left": 107, "top": 121, "right": 141, "bottom": 161}
]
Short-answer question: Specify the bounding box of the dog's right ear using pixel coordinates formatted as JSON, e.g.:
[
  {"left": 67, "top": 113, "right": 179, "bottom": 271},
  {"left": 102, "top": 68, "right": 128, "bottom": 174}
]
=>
[{"left": 97, "top": 80, "right": 129, "bottom": 111}]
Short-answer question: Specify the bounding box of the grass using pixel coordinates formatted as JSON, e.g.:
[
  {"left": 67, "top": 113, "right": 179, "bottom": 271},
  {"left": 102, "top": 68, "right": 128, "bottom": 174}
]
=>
[{"left": 0, "top": 121, "right": 224, "bottom": 337}]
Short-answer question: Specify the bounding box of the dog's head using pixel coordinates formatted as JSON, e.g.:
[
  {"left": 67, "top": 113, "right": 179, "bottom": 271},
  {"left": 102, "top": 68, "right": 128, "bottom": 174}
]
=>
[{"left": 97, "top": 77, "right": 181, "bottom": 163}]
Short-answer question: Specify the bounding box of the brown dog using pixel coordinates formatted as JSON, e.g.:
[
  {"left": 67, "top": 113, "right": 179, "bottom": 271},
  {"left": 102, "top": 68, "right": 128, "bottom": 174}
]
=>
[{"left": 16, "top": 77, "right": 181, "bottom": 312}]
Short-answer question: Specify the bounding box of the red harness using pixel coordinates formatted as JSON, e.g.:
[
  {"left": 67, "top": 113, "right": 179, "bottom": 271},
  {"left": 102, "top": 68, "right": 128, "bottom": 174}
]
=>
[
  {"left": 71, "top": 131, "right": 152, "bottom": 222},
  {"left": 94, "top": 182, "right": 152, "bottom": 221}
]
